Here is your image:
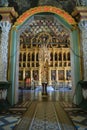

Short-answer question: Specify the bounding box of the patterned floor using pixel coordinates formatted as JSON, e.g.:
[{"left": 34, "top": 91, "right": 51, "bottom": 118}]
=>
[
  {"left": 0, "top": 96, "right": 32, "bottom": 130},
  {"left": 29, "top": 102, "right": 61, "bottom": 130},
  {"left": 0, "top": 114, "right": 21, "bottom": 130},
  {"left": 61, "top": 102, "right": 87, "bottom": 130},
  {"left": 0, "top": 87, "right": 87, "bottom": 130},
  {"left": 14, "top": 101, "right": 75, "bottom": 130}
]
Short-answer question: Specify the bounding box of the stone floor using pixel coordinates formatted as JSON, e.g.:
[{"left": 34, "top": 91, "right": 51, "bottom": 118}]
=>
[{"left": 0, "top": 86, "right": 87, "bottom": 130}]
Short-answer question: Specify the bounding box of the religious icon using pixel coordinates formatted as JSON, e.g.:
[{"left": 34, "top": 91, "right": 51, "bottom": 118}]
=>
[
  {"left": 51, "top": 70, "right": 56, "bottom": 80},
  {"left": 58, "top": 70, "right": 64, "bottom": 80},
  {"left": 33, "top": 70, "right": 39, "bottom": 80}
]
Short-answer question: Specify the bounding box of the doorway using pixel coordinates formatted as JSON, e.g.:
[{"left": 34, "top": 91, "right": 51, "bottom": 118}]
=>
[{"left": 9, "top": 6, "right": 81, "bottom": 105}]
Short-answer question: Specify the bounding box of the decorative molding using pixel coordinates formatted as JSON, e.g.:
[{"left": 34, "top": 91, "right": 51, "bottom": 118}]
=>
[
  {"left": 0, "top": 7, "right": 18, "bottom": 18},
  {"left": 15, "top": 6, "right": 76, "bottom": 26}
]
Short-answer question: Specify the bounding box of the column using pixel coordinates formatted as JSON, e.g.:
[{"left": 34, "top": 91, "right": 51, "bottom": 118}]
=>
[
  {"left": 23, "top": 68, "right": 25, "bottom": 80},
  {"left": 30, "top": 68, "right": 32, "bottom": 87},
  {"left": 79, "top": 20, "right": 87, "bottom": 80},
  {"left": 56, "top": 69, "right": 58, "bottom": 82},
  {"left": 48, "top": 68, "right": 51, "bottom": 85},
  {"left": 64, "top": 68, "right": 66, "bottom": 86},
  {"left": 34, "top": 50, "right": 36, "bottom": 67},
  {"left": 39, "top": 63, "right": 41, "bottom": 85},
  {"left": 53, "top": 49, "right": 55, "bottom": 67},
  {"left": 0, "top": 21, "right": 11, "bottom": 81}
]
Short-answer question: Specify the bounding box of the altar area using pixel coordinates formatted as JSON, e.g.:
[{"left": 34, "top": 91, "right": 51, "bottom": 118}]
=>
[{"left": 19, "top": 30, "right": 72, "bottom": 89}]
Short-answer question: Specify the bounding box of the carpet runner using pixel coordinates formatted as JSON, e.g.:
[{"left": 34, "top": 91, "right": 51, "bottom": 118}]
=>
[
  {"left": 29, "top": 102, "right": 61, "bottom": 130},
  {"left": 14, "top": 101, "right": 75, "bottom": 130}
]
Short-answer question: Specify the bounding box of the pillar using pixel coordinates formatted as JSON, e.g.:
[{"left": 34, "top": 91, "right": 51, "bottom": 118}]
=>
[
  {"left": 0, "top": 7, "right": 18, "bottom": 105},
  {"left": 0, "top": 21, "right": 11, "bottom": 81},
  {"left": 48, "top": 68, "right": 51, "bottom": 85},
  {"left": 56, "top": 69, "right": 58, "bottom": 82},
  {"left": 39, "top": 69, "right": 42, "bottom": 85},
  {"left": 72, "top": 6, "right": 87, "bottom": 104},
  {"left": 72, "top": 7, "right": 87, "bottom": 80},
  {"left": 79, "top": 21, "right": 87, "bottom": 80}
]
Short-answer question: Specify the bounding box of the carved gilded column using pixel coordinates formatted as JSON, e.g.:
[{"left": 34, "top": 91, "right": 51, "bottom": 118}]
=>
[
  {"left": 53, "top": 49, "right": 55, "bottom": 67},
  {"left": 0, "top": 21, "right": 11, "bottom": 81},
  {"left": 79, "top": 21, "right": 87, "bottom": 80},
  {"left": 31, "top": 68, "right": 33, "bottom": 81},
  {"left": 48, "top": 68, "right": 51, "bottom": 85},
  {"left": 39, "top": 65, "right": 41, "bottom": 85},
  {"left": 34, "top": 50, "right": 36, "bottom": 66}
]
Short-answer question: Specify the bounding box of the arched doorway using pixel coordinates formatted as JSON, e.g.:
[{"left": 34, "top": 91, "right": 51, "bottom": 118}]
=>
[{"left": 9, "top": 6, "right": 81, "bottom": 105}]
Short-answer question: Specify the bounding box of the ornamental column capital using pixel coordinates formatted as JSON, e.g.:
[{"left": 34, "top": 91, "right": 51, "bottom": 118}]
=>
[
  {"left": 72, "top": 7, "right": 87, "bottom": 24},
  {"left": 0, "top": 21, "right": 11, "bottom": 33},
  {"left": 76, "top": 0, "right": 87, "bottom": 6},
  {"left": 79, "top": 20, "right": 87, "bottom": 31},
  {"left": 0, "top": 7, "right": 18, "bottom": 23}
]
